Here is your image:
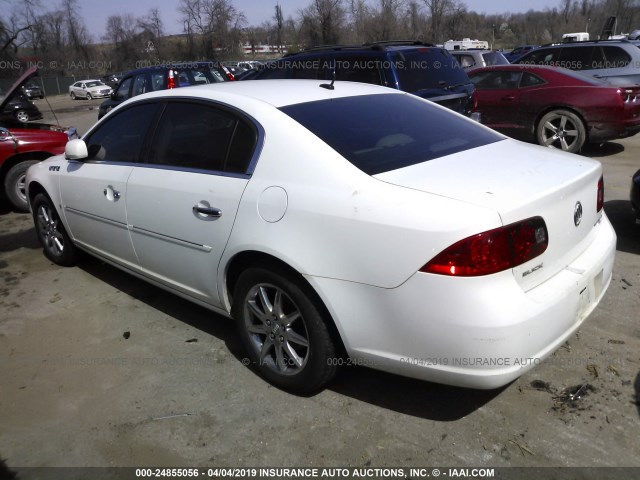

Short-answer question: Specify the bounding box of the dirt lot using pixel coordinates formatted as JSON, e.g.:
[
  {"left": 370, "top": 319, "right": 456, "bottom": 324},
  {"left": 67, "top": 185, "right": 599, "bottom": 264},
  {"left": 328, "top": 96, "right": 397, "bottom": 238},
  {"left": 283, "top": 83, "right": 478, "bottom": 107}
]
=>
[{"left": 1, "top": 95, "right": 639, "bottom": 473}]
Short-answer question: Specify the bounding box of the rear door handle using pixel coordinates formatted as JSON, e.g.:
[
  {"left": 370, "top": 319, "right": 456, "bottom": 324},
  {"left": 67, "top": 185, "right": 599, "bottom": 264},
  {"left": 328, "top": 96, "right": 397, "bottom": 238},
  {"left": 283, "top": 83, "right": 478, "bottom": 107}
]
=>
[
  {"left": 193, "top": 205, "right": 222, "bottom": 217},
  {"left": 501, "top": 95, "right": 515, "bottom": 101}
]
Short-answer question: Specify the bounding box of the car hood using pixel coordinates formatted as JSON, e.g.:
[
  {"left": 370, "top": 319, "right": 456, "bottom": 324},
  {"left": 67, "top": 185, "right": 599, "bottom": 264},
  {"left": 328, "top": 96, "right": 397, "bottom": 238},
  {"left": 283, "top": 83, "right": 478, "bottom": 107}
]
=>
[
  {"left": 87, "top": 85, "right": 111, "bottom": 91},
  {"left": 0, "top": 66, "right": 38, "bottom": 115},
  {"left": 5, "top": 126, "right": 68, "bottom": 143}
]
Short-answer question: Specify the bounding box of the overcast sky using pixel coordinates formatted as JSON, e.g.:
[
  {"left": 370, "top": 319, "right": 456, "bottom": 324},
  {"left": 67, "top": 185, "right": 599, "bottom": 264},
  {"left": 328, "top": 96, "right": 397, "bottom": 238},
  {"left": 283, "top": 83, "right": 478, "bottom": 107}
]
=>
[{"left": 68, "top": 0, "right": 561, "bottom": 39}]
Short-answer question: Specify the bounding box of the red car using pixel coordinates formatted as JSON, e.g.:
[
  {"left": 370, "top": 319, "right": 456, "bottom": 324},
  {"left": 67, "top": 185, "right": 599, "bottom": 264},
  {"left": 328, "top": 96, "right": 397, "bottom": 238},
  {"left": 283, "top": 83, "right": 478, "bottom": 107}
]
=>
[
  {"left": 468, "top": 65, "right": 640, "bottom": 153},
  {"left": 1, "top": 67, "right": 72, "bottom": 212}
]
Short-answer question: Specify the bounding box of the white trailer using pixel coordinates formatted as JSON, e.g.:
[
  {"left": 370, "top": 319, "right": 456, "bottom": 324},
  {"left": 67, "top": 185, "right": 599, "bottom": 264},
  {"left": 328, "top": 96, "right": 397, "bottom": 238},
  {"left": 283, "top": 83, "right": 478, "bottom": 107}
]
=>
[{"left": 443, "top": 38, "right": 489, "bottom": 51}]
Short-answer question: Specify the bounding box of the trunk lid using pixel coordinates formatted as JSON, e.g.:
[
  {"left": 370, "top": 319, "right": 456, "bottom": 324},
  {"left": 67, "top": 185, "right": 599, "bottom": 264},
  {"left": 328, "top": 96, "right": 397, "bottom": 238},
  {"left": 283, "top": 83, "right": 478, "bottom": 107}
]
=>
[{"left": 375, "top": 139, "right": 604, "bottom": 291}]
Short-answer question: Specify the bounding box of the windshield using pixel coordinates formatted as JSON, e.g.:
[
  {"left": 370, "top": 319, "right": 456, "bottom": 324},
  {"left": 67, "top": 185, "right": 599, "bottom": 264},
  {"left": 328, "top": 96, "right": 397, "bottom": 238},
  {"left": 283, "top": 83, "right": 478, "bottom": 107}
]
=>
[
  {"left": 86, "top": 81, "right": 104, "bottom": 87},
  {"left": 280, "top": 94, "right": 503, "bottom": 175}
]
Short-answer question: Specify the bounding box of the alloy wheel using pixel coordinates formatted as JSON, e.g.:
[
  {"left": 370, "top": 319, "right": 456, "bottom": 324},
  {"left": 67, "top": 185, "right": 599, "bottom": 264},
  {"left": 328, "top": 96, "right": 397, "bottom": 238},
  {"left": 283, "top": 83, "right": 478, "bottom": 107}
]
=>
[{"left": 243, "top": 283, "right": 310, "bottom": 375}]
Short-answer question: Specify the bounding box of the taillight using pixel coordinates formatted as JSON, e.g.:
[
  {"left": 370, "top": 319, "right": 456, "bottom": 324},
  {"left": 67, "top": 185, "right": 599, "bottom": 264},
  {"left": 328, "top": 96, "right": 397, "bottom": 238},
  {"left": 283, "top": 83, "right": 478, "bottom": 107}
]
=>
[
  {"left": 168, "top": 70, "right": 176, "bottom": 89},
  {"left": 472, "top": 89, "right": 479, "bottom": 111},
  {"left": 421, "top": 217, "right": 548, "bottom": 277},
  {"left": 597, "top": 175, "right": 604, "bottom": 212},
  {"left": 226, "top": 71, "right": 236, "bottom": 81}
]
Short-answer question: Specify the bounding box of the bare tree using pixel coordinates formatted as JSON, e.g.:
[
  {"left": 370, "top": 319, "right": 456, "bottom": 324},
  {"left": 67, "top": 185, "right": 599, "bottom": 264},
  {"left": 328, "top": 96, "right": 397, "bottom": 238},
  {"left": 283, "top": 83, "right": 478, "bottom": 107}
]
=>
[
  {"left": 300, "top": 0, "right": 345, "bottom": 46},
  {"left": 274, "top": 3, "right": 284, "bottom": 52},
  {"left": 138, "top": 8, "right": 165, "bottom": 59},
  {"left": 422, "top": 0, "right": 454, "bottom": 43},
  {"left": 179, "top": 0, "right": 247, "bottom": 58}
]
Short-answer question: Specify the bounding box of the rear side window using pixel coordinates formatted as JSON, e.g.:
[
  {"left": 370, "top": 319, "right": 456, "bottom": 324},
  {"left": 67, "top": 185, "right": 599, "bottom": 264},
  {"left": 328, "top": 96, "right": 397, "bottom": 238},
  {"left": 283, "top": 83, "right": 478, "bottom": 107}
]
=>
[
  {"left": 482, "top": 52, "right": 509, "bottom": 66},
  {"left": 557, "top": 46, "right": 593, "bottom": 70},
  {"left": 280, "top": 94, "right": 503, "bottom": 175},
  {"left": 86, "top": 103, "right": 158, "bottom": 163},
  {"left": 148, "top": 102, "right": 257, "bottom": 174},
  {"left": 601, "top": 46, "right": 632, "bottom": 68},
  {"left": 470, "top": 71, "right": 522, "bottom": 89},
  {"left": 520, "top": 72, "right": 546, "bottom": 87},
  {"left": 392, "top": 49, "right": 470, "bottom": 91},
  {"left": 333, "top": 56, "right": 384, "bottom": 85}
]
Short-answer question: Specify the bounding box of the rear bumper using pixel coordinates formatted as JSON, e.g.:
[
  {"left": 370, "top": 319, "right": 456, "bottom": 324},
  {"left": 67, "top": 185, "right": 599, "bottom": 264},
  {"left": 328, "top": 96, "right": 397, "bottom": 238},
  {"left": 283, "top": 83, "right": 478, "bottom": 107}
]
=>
[
  {"left": 589, "top": 116, "right": 640, "bottom": 143},
  {"left": 308, "top": 214, "right": 616, "bottom": 389}
]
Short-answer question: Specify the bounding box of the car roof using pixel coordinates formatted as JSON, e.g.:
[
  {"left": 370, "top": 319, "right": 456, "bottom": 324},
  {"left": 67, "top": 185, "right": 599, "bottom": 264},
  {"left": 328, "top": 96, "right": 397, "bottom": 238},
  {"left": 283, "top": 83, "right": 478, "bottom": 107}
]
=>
[
  {"left": 539, "top": 39, "right": 637, "bottom": 48},
  {"left": 123, "top": 79, "right": 403, "bottom": 109},
  {"left": 283, "top": 41, "right": 439, "bottom": 57}
]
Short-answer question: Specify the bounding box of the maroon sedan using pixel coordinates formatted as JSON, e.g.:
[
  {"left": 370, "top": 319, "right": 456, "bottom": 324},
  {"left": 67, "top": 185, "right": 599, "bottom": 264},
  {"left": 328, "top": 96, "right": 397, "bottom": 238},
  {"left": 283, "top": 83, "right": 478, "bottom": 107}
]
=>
[{"left": 469, "top": 65, "right": 640, "bottom": 153}]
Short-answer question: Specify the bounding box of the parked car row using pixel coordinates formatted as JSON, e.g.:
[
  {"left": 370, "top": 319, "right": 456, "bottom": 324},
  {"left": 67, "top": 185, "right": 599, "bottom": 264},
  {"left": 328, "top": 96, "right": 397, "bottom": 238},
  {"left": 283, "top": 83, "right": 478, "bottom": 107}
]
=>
[{"left": 3, "top": 40, "right": 635, "bottom": 396}]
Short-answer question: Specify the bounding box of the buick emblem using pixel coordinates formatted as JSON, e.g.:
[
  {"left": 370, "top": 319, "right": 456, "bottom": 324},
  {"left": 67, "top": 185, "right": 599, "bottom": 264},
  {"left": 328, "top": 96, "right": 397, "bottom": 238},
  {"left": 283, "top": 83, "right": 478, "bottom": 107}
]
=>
[{"left": 574, "top": 201, "right": 583, "bottom": 227}]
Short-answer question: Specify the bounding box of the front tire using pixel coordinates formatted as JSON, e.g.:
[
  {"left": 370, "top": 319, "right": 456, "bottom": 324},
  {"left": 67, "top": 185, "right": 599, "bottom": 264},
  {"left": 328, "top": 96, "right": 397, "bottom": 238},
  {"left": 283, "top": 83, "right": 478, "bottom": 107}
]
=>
[
  {"left": 15, "top": 110, "right": 29, "bottom": 122},
  {"left": 232, "top": 267, "right": 337, "bottom": 394},
  {"left": 536, "top": 109, "right": 586, "bottom": 153},
  {"left": 32, "top": 193, "right": 78, "bottom": 266},
  {"left": 4, "top": 160, "right": 39, "bottom": 212},
  {"left": 86, "top": 92, "right": 92, "bottom": 100}
]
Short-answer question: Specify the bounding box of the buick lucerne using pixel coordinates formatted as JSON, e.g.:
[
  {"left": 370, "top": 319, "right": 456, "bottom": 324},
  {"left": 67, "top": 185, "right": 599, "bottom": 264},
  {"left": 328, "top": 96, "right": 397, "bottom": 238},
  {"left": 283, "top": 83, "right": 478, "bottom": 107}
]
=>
[{"left": 26, "top": 80, "right": 616, "bottom": 393}]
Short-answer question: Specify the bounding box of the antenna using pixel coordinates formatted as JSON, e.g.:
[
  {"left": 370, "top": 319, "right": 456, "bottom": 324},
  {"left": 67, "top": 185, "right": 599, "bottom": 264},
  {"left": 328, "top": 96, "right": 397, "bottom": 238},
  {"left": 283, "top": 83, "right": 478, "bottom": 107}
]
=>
[{"left": 320, "top": 61, "right": 336, "bottom": 90}]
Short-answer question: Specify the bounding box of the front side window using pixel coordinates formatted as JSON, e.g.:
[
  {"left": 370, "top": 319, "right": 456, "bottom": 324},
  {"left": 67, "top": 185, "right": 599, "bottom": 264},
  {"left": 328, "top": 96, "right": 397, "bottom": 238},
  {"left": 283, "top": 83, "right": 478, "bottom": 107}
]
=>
[
  {"left": 114, "top": 77, "right": 133, "bottom": 101},
  {"left": 517, "top": 48, "right": 561, "bottom": 65},
  {"left": 280, "top": 93, "right": 503, "bottom": 175},
  {"left": 85, "top": 103, "right": 157, "bottom": 163},
  {"left": 133, "top": 74, "right": 148, "bottom": 96},
  {"left": 148, "top": 102, "right": 257, "bottom": 174}
]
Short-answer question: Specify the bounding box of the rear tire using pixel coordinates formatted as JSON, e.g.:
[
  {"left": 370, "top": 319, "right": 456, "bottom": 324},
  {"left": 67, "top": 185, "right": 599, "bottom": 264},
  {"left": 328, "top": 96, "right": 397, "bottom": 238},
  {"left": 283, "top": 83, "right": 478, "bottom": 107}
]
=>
[
  {"left": 232, "top": 267, "right": 337, "bottom": 394},
  {"left": 32, "top": 193, "right": 78, "bottom": 266},
  {"left": 536, "top": 109, "right": 586, "bottom": 153},
  {"left": 4, "top": 160, "right": 39, "bottom": 212},
  {"left": 70, "top": 91, "right": 76, "bottom": 100}
]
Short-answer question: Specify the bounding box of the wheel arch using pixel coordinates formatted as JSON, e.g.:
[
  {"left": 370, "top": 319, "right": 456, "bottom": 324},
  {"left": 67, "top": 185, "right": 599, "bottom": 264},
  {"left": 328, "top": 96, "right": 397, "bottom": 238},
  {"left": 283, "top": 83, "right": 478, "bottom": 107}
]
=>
[
  {"left": 533, "top": 105, "right": 589, "bottom": 143},
  {"left": 224, "top": 250, "right": 348, "bottom": 357}
]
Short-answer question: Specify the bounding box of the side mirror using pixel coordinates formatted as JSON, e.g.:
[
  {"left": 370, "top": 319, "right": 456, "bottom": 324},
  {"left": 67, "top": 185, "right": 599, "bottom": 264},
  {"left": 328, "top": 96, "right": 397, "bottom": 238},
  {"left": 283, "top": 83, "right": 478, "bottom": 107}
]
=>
[
  {"left": 110, "top": 91, "right": 117, "bottom": 100},
  {"left": 65, "top": 138, "right": 88, "bottom": 160}
]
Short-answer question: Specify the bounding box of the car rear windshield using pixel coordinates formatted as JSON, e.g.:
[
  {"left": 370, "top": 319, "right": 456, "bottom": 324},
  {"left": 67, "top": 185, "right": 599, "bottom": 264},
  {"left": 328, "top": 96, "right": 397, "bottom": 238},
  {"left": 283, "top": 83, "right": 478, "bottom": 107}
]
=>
[
  {"left": 280, "top": 93, "right": 503, "bottom": 175},
  {"left": 391, "top": 49, "right": 470, "bottom": 92}
]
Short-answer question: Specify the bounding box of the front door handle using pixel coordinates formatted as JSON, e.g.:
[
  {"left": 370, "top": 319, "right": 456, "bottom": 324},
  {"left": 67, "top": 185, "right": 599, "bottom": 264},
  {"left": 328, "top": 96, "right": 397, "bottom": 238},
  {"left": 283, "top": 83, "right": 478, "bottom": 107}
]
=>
[
  {"left": 103, "top": 186, "right": 120, "bottom": 201},
  {"left": 193, "top": 205, "right": 222, "bottom": 218},
  {"left": 501, "top": 95, "right": 515, "bottom": 101}
]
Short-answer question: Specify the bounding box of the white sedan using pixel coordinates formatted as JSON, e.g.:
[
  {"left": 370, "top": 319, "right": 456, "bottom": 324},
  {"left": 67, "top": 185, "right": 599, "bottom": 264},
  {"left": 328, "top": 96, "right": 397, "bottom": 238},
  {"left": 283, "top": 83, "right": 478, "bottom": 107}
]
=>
[
  {"left": 68, "top": 79, "right": 112, "bottom": 99},
  {"left": 26, "top": 80, "right": 616, "bottom": 393}
]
